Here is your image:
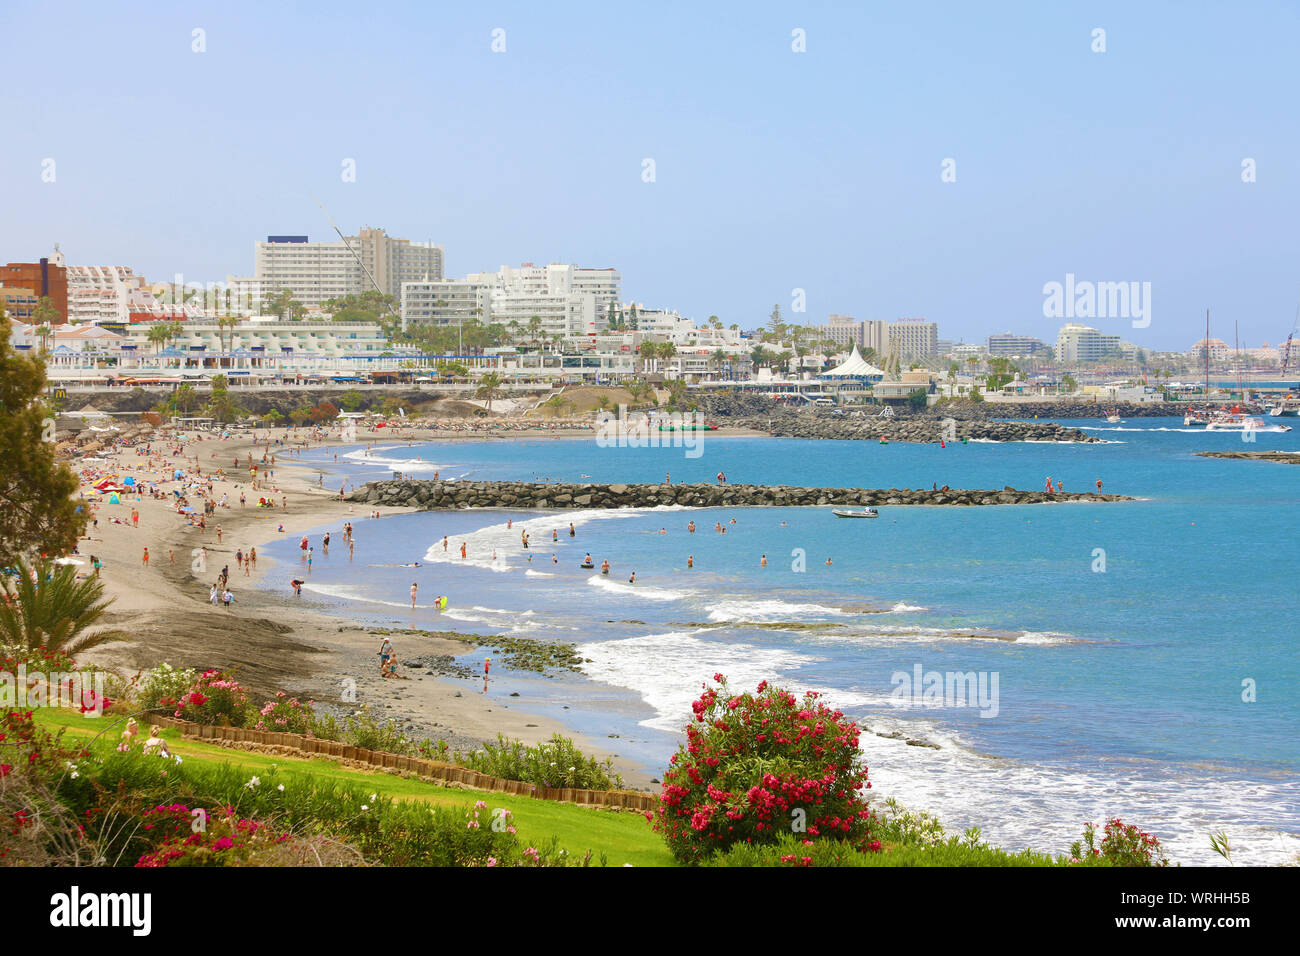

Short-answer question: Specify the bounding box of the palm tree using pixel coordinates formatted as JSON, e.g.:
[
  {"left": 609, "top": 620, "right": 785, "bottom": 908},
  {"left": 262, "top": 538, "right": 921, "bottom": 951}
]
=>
[
  {"left": 475, "top": 371, "right": 503, "bottom": 411},
  {"left": 0, "top": 559, "right": 128, "bottom": 658},
  {"left": 146, "top": 324, "right": 169, "bottom": 354},
  {"left": 639, "top": 340, "right": 659, "bottom": 374},
  {"left": 217, "top": 315, "right": 240, "bottom": 353},
  {"left": 542, "top": 394, "right": 566, "bottom": 418}
]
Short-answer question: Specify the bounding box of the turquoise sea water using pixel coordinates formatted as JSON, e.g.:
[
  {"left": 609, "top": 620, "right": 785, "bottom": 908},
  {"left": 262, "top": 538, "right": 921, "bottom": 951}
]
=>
[{"left": 264, "top": 419, "right": 1300, "bottom": 864}]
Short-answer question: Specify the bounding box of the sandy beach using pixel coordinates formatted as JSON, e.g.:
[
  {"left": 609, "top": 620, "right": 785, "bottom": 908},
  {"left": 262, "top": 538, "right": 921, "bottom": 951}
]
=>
[{"left": 70, "top": 420, "right": 658, "bottom": 788}]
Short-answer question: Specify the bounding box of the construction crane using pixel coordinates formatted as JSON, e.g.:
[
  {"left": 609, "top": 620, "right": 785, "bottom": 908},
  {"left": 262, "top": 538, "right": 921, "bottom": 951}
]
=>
[{"left": 1284, "top": 293, "right": 1300, "bottom": 376}]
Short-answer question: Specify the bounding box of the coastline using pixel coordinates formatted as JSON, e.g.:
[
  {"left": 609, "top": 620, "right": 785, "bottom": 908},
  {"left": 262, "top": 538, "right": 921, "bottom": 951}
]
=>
[{"left": 75, "top": 423, "right": 658, "bottom": 789}]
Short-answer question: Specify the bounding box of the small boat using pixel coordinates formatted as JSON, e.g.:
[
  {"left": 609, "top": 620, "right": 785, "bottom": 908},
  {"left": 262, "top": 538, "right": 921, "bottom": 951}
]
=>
[
  {"left": 1105, "top": 409, "right": 1122, "bottom": 423},
  {"left": 579, "top": 563, "right": 595, "bottom": 569},
  {"left": 832, "top": 508, "right": 878, "bottom": 518}
]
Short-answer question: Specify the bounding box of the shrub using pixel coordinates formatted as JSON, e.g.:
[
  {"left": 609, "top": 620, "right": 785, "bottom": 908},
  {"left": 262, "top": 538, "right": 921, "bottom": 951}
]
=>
[
  {"left": 456, "top": 734, "right": 624, "bottom": 790},
  {"left": 1070, "top": 818, "right": 1169, "bottom": 867},
  {"left": 252, "top": 692, "right": 313, "bottom": 734},
  {"left": 652, "top": 676, "right": 873, "bottom": 863},
  {"left": 173, "top": 670, "right": 252, "bottom": 727},
  {"left": 135, "top": 663, "right": 199, "bottom": 712}
]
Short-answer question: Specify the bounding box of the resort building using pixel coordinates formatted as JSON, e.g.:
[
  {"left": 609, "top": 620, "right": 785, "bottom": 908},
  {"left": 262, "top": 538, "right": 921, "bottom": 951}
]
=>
[
  {"left": 233, "top": 228, "right": 444, "bottom": 311},
  {"left": 987, "top": 332, "right": 1052, "bottom": 357},
  {"left": 822, "top": 315, "right": 889, "bottom": 354},
  {"left": 1055, "top": 323, "right": 1123, "bottom": 363},
  {"left": 2, "top": 250, "right": 68, "bottom": 322},
  {"left": 887, "top": 319, "right": 938, "bottom": 360}
]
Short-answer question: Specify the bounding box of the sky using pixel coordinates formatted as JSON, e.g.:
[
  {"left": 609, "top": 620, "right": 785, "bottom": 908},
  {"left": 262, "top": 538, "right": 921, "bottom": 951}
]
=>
[{"left": 2, "top": 0, "right": 1298, "bottom": 350}]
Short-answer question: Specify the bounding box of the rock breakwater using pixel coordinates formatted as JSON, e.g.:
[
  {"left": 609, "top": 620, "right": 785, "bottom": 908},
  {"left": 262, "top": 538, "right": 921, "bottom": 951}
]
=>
[{"left": 349, "top": 479, "right": 1132, "bottom": 510}]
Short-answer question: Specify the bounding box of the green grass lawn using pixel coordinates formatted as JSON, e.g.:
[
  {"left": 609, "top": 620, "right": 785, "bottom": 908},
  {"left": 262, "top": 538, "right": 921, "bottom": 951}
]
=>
[{"left": 36, "top": 709, "right": 676, "bottom": 867}]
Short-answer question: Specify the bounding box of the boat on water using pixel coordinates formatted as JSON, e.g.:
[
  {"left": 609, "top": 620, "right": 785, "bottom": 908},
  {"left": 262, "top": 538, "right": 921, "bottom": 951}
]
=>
[
  {"left": 1204, "top": 412, "right": 1292, "bottom": 433},
  {"left": 1266, "top": 398, "right": 1300, "bottom": 417},
  {"left": 832, "top": 508, "right": 879, "bottom": 518},
  {"left": 1105, "top": 409, "right": 1122, "bottom": 423}
]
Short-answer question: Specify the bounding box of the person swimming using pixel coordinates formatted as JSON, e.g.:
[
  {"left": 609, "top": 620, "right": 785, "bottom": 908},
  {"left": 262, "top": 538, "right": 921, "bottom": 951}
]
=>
[
  {"left": 600, "top": 559, "right": 610, "bottom": 575},
  {"left": 687, "top": 555, "right": 694, "bottom": 568},
  {"left": 628, "top": 570, "right": 636, "bottom": 584}
]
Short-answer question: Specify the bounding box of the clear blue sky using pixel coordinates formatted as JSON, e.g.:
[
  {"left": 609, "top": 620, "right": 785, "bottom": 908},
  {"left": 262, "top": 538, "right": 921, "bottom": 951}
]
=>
[{"left": 3, "top": 0, "right": 1298, "bottom": 350}]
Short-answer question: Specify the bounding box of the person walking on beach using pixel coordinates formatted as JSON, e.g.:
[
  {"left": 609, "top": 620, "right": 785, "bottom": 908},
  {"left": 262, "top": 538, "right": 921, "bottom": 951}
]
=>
[
  {"left": 482, "top": 656, "right": 491, "bottom": 694},
  {"left": 379, "top": 637, "right": 393, "bottom": 671},
  {"left": 168, "top": 550, "right": 174, "bottom": 566},
  {"left": 248, "top": 547, "right": 256, "bottom": 570},
  {"left": 410, "top": 582, "right": 418, "bottom": 608},
  {"left": 236, "top": 549, "right": 243, "bottom": 570},
  {"left": 460, "top": 542, "right": 467, "bottom": 559},
  {"left": 443, "top": 536, "right": 448, "bottom": 552},
  {"left": 216, "top": 524, "right": 223, "bottom": 544},
  {"left": 348, "top": 538, "right": 354, "bottom": 560},
  {"left": 142, "top": 547, "right": 149, "bottom": 567}
]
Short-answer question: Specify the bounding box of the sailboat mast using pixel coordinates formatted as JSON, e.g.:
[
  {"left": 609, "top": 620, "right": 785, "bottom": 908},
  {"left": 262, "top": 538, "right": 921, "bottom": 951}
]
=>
[{"left": 1205, "top": 309, "right": 1210, "bottom": 405}]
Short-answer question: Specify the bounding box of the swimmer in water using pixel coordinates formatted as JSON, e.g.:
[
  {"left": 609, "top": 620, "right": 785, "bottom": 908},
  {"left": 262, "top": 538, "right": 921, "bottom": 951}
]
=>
[
  {"left": 687, "top": 555, "right": 694, "bottom": 568},
  {"left": 600, "top": 559, "right": 610, "bottom": 575},
  {"left": 582, "top": 553, "right": 594, "bottom": 567},
  {"left": 760, "top": 554, "right": 767, "bottom": 568},
  {"left": 410, "top": 582, "right": 418, "bottom": 607},
  {"left": 568, "top": 522, "right": 576, "bottom": 537},
  {"left": 825, "top": 557, "right": 833, "bottom": 565},
  {"left": 552, "top": 554, "right": 558, "bottom": 564},
  {"left": 628, "top": 570, "right": 636, "bottom": 584}
]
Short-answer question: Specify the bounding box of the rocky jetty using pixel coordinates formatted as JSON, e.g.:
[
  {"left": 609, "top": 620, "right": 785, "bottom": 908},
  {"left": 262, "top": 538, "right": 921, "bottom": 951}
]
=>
[
  {"left": 350, "top": 479, "right": 1131, "bottom": 510},
  {"left": 1195, "top": 451, "right": 1300, "bottom": 465},
  {"left": 727, "top": 412, "right": 1098, "bottom": 443}
]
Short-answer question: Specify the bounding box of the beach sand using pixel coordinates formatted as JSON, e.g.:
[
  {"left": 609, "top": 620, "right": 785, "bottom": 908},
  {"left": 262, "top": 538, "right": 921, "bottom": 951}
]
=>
[{"left": 71, "top": 421, "right": 656, "bottom": 788}]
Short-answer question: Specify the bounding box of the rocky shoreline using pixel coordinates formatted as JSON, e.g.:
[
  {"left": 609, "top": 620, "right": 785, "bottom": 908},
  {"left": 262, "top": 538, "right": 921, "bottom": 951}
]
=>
[
  {"left": 350, "top": 479, "right": 1133, "bottom": 509},
  {"left": 1195, "top": 450, "right": 1300, "bottom": 465}
]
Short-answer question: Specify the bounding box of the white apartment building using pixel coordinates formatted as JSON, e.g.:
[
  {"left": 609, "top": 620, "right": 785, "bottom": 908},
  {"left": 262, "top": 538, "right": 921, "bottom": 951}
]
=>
[
  {"left": 1189, "top": 338, "right": 1231, "bottom": 363},
  {"left": 1056, "top": 323, "right": 1123, "bottom": 363},
  {"left": 234, "top": 228, "right": 444, "bottom": 311},
  {"left": 401, "top": 263, "right": 621, "bottom": 339},
  {"left": 887, "top": 319, "right": 938, "bottom": 360},
  {"left": 400, "top": 279, "right": 492, "bottom": 331},
  {"left": 123, "top": 318, "right": 390, "bottom": 357}
]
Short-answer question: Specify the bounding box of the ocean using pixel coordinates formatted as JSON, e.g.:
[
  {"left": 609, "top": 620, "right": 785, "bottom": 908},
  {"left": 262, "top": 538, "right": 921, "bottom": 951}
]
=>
[{"left": 260, "top": 418, "right": 1300, "bottom": 865}]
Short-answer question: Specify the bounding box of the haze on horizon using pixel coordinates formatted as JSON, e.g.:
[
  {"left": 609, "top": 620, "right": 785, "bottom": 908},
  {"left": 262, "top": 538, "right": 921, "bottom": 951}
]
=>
[{"left": 2, "top": 0, "right": 1298, "bottom": 351}]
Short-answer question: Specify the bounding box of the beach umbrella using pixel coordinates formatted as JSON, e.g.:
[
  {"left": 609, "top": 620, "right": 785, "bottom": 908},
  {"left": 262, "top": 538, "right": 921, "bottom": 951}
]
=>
[
  {"left": 108, "top": 493, "right": 121, "bottom": 504},
  {"left": 123, "top": 476, "right": 136, "bottom": 486}
]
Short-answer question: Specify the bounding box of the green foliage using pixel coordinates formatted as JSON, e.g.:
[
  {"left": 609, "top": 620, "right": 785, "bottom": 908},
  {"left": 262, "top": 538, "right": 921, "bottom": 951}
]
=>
[
  {"left": 1070, "top": 818, "right": 1169, "bottom": 867},
  {"left": 0, "top": 559, "right": 128, "bottom": 658},
  {"left": 0, "top": 307, "right": 86, "bottom": 563},
  {"left": 457, "top": 734, "right": 623, "bottom": 790},
  {"left": 135, "top": 663, "right": 200, "bottom": 711},
  {"left": 906, "top": 388, "right": 928, "bottom": 410},
  {"left": 338, "top": 389, "right": 365, "bottom": 411}
]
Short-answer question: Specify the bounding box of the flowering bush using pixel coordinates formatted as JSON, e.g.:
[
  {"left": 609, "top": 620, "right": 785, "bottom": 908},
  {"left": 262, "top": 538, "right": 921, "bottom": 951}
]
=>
[
  {"left": 253, "top": 692, "right": 313, "bottom": 735},
  {"left": 135, "top": 663, "right": 199, "bottom": 712},
  {"left": 1070, "top": 818, "right": 1169, "bottom": 867},
  {"left": 1, "top": 644, "right": 77, "bottom": 675},
  {"left": 173, "top": 670, "right": 251, "bottom": 727},
  {"left": 135, "top": 804, "right": 301, "bottom": 867},
  {"left": 652, "top": 676, "right": 874, "bottom": 863}
]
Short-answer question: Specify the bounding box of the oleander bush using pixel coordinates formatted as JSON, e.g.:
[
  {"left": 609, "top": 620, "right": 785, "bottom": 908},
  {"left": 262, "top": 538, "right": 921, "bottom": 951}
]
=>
[
  {"left": 172, "top": 669, "right": 252, "bottom": 727},
  {"left": 252, "top": 692, "right": 313, "bottom": 735},
  {"left": 651, "top": 675, "right": 875, "bottom": 863},
  {"left": 134, "top": 663, "right": 199, "bottom": 712},
  {"left": 1070, "top": 818, "right": 1170, "bottom": 867}
]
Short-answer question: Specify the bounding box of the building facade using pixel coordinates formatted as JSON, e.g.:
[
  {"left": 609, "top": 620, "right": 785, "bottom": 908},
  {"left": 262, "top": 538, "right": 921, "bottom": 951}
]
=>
[
  {"left": 237, "top": 228, "right": 444, "bottom": 311},
  {"left": 887, "top": 319, "right": 938, "bottom": 360},
  {"left": 2, "top": 250, "right": 68, "bottom": 322},
  {"left": 987, "top": 332, "right": 1051, "bottom": 357},
  {"left": 1056, "top": 323, "right": 1123, "bottom": 362}
]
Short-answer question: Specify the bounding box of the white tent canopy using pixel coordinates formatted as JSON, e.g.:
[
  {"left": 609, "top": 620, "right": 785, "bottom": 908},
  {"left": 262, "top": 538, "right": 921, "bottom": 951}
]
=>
[{"left": 821, "top": 346, "right": 885, "bottom": 378}]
